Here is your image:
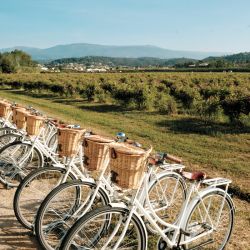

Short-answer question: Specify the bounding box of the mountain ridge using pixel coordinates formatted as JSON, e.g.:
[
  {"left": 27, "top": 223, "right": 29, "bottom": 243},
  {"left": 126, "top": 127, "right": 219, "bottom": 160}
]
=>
[{"left": 0, "top": 43, "right": 228, "bottom": 61}]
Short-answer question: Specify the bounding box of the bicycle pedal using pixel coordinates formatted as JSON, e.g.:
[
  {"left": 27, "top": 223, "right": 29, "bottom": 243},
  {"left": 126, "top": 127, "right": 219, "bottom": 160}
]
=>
[
  {"left": 157, "top": 229, "right": 175, "bottom": 250},
  {"left": 157, "top": 237, "right": 167, "bottom": 250},
  {"left": 5, "top": 184, "right": 12, "bottom": 190}
]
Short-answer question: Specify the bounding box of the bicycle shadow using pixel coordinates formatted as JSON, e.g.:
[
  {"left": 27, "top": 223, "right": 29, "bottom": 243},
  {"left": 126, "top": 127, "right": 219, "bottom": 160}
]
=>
[{"left": 0, "top": 185, "right": 41, "bottom": 250}]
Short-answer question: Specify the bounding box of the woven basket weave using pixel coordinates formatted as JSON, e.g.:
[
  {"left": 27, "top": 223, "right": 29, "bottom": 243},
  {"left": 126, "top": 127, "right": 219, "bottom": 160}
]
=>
[
  {"left": 83, "top": 135, "right": 114, "bottom": 171},
  {"left": 26, "top": 115, "right": 44, "bottom": 136},
  {"left": 12, "top": 106, "right": 25, "bottom": 124},
  {"left": 58, "top": 127, "right": 85, "bottom": 157},
  {"left": 15, "top": 109, "right": 29, "bottom": 130},
  {"left": 110, "top": 144, "right": 151, "bottom": 189},
  {"left": 0, "top": 101, "right": 11, "bottom": 119}
]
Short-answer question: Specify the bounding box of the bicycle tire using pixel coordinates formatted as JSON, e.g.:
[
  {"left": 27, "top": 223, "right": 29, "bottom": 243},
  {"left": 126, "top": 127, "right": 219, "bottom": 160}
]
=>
[
  {"left": 13, "top": 166, "right": 77, "bottom": 230},
  {"left": 183, "top": 189, "right": 234, "bottom": 250},
  {"left": 35, "top": 180, "right": 110, "bottom": 250},
  {"left": 145, "top": 172, "right": 187, "bottom": 233},
  {"left": 60, "top": 205, "right": 147, "bottom": 250},
  {"left": 0, "top": 141, "right": 43, "bottom": 187}
]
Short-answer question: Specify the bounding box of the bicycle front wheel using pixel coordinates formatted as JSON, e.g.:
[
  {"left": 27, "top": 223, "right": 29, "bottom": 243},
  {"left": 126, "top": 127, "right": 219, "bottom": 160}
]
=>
[
  {"left": 145, "top": 172, "right": 186, "bottom": 234},
  {"left": 0, "top": 130, "right": 22, "bottom": 149},
  {"left": 0, "top": 141, "right": 43, "bottom": 187},
  {"left": 60, "top": 206, "right": 147, "bottom": 250},
  {"left": 14, "top": 166, "right": 77, "bottom": 230},
  {"left": 184, "top": 189, "right": 234, "bottom": 250},
  {"left": 35, "top": 180, "right": 110, "bottom": 250}
]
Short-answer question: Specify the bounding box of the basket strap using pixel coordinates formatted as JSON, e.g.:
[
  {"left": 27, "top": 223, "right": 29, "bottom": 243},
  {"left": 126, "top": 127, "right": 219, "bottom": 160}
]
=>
[
  {"left": 111, "top": 148, "right": 117, "bottom": 159},
  {"left": 83, "top": 139, "right": 88, "bottom": 147},
  {"left": 58, "top": 144, "right": 62, "bottom": 152},
  {"left": 110, "top": 170, "right": 119, "bottom": 183},
  {"left": 83, "top": 155, "right": 89, "bottom": 166}
]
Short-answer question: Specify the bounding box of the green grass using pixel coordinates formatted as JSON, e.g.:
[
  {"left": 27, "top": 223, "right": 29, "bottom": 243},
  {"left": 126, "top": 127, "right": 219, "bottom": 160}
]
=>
[{"left": 0, "top": 88, "right": 249, "bottom": 193}]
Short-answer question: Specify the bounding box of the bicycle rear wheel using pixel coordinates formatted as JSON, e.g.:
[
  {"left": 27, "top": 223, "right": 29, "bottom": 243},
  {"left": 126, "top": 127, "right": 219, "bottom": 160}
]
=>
[
  {"left": 14, "top": 166, "right": 77, "bottom": 230},
  {"left": 184, "top": 189, "right": 234, "bottom": 250},
  {"left": 60, "top": 206, "right": 147, "bottom": 250}
]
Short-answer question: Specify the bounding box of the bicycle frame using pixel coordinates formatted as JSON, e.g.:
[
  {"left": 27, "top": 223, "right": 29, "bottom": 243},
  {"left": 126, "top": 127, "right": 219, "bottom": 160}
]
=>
[
  {"left": 1, "top": 124, "right": 87, "bottom": 182},
  {"left": 45, "top": 147, "right": 186, "bottom": 228},
  {"left": 111, "top": 167, "right": 232, "bottom": 249},
  {"left": 0, "top": 110, "right": 13, "bottom": 128}
]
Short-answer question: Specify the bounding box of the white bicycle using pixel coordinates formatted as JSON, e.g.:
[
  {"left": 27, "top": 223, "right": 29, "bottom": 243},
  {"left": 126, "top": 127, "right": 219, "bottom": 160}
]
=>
[
  {"left": 0, "top": 118, "right": 59, "bottom": 187},
  {"left": 34, "top": 148, "right": 187, "bottom": 250},
  {"left": 60, "top": 167, "right": 235, "bottom": 250}
]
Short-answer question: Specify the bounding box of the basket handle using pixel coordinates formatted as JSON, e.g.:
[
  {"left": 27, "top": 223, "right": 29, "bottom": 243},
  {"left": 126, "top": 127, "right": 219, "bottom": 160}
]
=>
[
  {"left": 58, "top": 144, "right": 62, "bottom": 152},
  {"left": 111, "top": 148, "right": 117, "bottom": 159},
  {"left": 83, "top": 156, "right": 89, "bottom": 166},
  {"left": 83, "top": 139, "right": 88, "bottom": 147},
  {"left": 110, "top": 170, "right": 119, "bottom": 183}
]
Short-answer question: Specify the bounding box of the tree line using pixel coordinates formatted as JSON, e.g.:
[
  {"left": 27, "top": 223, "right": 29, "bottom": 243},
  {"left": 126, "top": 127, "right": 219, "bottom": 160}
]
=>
[
  {"left": 0, "top": 50, "right": 36, "bottom": 73},
  {"left": 0, "top": 72, "right": 249, "bottom": 126}
]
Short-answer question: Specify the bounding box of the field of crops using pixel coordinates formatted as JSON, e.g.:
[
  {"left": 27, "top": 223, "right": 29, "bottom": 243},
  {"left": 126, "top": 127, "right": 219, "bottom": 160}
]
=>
[{"left": 0, "top": 72, "right": 249, "bottom": 125}]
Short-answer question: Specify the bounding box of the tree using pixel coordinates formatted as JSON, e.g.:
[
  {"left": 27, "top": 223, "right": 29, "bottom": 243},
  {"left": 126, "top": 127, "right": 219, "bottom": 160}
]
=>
[
  {"left": 0, "top": 50, "right": 36, "bottom": 73},
  {"left": 0, "top": 55, "right": 17, "bottom": 73}
]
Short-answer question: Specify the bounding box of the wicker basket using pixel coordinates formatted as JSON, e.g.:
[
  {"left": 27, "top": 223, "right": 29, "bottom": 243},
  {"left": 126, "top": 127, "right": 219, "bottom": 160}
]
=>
[
  {"left": 0, "top": 101, "right": 11, "bottom": 119},
  {"left": 83, "top": 135, "right": 115, "bottom": 171},
  {"left": 110, "top": 144, "right": 151, "bottom": 189},
  {"left": 12, "top": 106, "right": 25, "bottom": 124},
  {"left": 26, "top": 114, "right": 44, "bottom": 136},
  {"left": 15, "top": 109, "right": 29, "bottom": 130},
  {"left": 58, "top": 127, "right": 85, "bottom": 157}
]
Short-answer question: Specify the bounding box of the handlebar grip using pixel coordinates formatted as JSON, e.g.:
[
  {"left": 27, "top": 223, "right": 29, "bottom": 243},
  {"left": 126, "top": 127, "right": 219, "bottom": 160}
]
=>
[{"left": 164, "top": 154, "right": 182, "bottom": 163}]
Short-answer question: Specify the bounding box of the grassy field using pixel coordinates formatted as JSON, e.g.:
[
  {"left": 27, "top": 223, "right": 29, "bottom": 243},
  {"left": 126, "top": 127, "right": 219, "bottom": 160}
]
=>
[
  {"left": 0, "top": 87, "right": 249, "bottom": 249},
  {"left": 0, "top": 88, "right": 249, "bottom": 195}
]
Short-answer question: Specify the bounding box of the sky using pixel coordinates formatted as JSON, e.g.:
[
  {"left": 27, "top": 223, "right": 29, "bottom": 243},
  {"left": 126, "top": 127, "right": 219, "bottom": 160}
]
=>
[{"left": 0, "top": 0, "right": 250, "bottom": 52}]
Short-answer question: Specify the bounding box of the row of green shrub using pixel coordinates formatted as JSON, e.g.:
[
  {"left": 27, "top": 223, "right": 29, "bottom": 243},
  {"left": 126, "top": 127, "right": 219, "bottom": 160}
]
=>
[{"left": 0, "top": 72, "right": 249, "bottom": 125}]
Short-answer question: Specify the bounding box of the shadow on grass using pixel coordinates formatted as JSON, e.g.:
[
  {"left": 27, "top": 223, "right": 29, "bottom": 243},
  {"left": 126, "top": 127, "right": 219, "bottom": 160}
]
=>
[
  {"left": 4, "top": 89, "right": 128, "bottom": 112},
  {"left": 156, "top": 117, "right": 250, "bottom": 135},
  {"left": 7, "top": 89, "right": 55, "bottom": 100},
  {"left": 78, "top": 103, "right": 129, "bottom": 113},
  {"left": 5, "top": 90, "right": 84, "bottom": 105}
]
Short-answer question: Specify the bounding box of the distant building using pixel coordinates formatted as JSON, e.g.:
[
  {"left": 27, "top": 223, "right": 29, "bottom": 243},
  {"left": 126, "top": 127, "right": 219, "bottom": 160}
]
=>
[
  {"left": 86, "top": 68, "right": 107, "bottom": 73},
  {"left": 198, "top": 63, "right": 209, "bottom": 67}
]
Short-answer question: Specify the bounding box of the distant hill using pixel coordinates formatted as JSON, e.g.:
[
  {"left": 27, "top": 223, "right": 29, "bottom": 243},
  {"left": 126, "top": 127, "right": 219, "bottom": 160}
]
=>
[
  {"left": 49, "top": 56, "right": 197, "bottom": 67},
  {"left": 0, "top": 43, "right": 226, "bottom": 61},
  {"left": 204, "top": 52, "right": 250, "bottom": 63}
]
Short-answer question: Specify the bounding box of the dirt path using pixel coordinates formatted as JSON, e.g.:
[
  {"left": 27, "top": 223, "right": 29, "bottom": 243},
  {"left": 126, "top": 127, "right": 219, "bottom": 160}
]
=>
[
  {"left": 0, "top": 183, "right": 249, "bottom": 249},
  {"left": 0, "top": 184, "right": 41, "bottom": 250}
]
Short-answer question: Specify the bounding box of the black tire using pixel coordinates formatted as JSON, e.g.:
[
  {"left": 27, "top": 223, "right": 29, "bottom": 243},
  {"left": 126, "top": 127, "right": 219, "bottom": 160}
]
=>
[
  {"left": 0, "top": 141, "right": 43, "bottom": 187},
  {"left": 184, "top": 190, "right": 235, "bottom": 250},
  {"left": 13, "top": 166, "right": 77, "bottom": 230},
  {"left": 60, "top": 206, "right": 147, "bottom": 250},
  {"left": 35, "top": 180, "right": 110, "bottom": 250},
  {"left": 0, "top": 133, "right": 22, "bottom": 149}
]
